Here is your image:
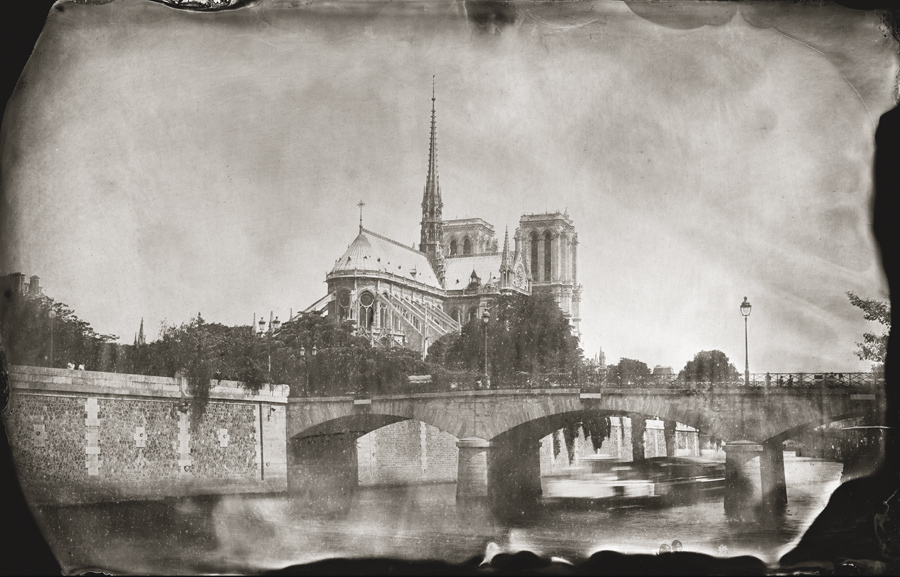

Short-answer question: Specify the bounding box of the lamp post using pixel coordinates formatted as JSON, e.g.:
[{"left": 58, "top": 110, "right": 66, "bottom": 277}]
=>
[
  {"left": 48, "top": 309, "right": 56, "bottom": 368},
  {"left": 257, "top": 314, "right": 280, "bottom": 381},
  {"left": 740, "top": 297, "right": 751, "bottom": 386},
  {"left": 299, "top": 344, "right": 317, "bottom": 396},
  {"left": 482, "top": 309, "right": 490, "bottom": 388}
]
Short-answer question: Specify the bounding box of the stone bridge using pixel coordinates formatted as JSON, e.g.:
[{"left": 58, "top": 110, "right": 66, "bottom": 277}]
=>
[{"left": 287, "top": 386, "right": 885, "bottom": 520}]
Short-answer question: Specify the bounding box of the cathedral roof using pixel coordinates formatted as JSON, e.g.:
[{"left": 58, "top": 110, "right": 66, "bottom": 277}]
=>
[
  {"left": 330, "top": 228, "right": 442, "bottom": 290},
  {"left": 444, "top": 254, "right": 502, "bottom": 290}
]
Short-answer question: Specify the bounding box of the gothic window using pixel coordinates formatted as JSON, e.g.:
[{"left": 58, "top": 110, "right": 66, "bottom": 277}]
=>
[
  {"left": 468, "top": 307, "right": 478, "bottom": 322},
  {"left": 358, "top": 291, "right": 375, "bottom": 329},
  {"left": 544, "top": 231, "right": 552, "bottom": 281},
  {"left": 463, "top": 237, "right": 472, "bottom": 255},
  {"left": 450, "top": 239, "right": 458, "bottom": 256},
  {"left": 337, "top": 288, "right": 352, "bottom": 321},
  {"left": 530, "top": 232, "right": 540, "bottom": 282}
]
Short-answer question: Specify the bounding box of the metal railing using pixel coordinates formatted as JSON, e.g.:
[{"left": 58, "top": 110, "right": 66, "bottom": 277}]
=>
[
  {"left": 288, "top": 371, "right": 884, "bottom": 397},
  {"left": 380, "top": 371, "right": 885, "bottom": 394}
]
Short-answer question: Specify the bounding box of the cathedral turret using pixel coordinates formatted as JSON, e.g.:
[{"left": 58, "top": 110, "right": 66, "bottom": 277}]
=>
[{"left": 419, "top": 78, "right": 445, "bottom": 286}]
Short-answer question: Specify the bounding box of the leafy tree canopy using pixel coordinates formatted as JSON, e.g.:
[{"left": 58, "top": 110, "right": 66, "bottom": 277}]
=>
[
  {"left": 605, "top": 358, "right": 652, "bottom": 386},
  {"left": 0, "top": 291, "right": 115, "bottom": 369},
  {"left": 678, "top": 350, "right": 739, "bottom": 383},
  {"left": 426, "top": 292, "right": 584, "bottom": 384},
  {"left": 847, "top": 291, "right": 890, "bottom": 374}
]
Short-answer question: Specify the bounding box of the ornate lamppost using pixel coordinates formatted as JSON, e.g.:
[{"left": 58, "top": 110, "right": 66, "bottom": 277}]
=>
[
  {"left": 257, "top": 314, "right": 280, "bottom": 381},
  {"left": 482, "top": 309, "right": 490, "bottom": 389},
  {"left": 299, "top": 344, "right": 317, "bottom": 396},
  {"left": 48, "top": 308, "right": 56, "bottom": 368},
  {"left": 740, "top": 297, "right": 751, "bottom": 386}
]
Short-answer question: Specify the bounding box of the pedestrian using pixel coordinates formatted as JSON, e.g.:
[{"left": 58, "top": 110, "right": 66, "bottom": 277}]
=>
[
  {"left": 658, "top": 544, "right": 671, "bottom": 555},
  {"left": 671, "top": 540, "right": 683, "bottom": 552},
  {"left": 67, "top": 362, "right": 75, "bottom": 370}
]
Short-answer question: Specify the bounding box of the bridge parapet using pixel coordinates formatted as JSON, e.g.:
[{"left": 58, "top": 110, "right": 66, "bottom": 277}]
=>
[{"left": 363, "top": 372, "right": 885, "bottom": 396}]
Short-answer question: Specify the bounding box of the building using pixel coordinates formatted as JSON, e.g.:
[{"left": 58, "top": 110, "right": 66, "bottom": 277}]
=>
[
  {"left": 301, "top": 86, "right": 582, "bottom": 354},
  {"left": 0, "top": 273, "right": 42, "bottom": 297}
]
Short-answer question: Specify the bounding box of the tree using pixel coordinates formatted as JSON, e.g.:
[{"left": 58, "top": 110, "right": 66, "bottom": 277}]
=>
[
  {"left": 0, "top": 291, "right": 115, "bottom": 369},
  {"left": 426, "top": 292, "right": 584, "bottom": 383},
  {"left": 678, "top": 350, "right": 739, "bottom": 383},
  {"left": 606, "top": 358, "right": 651, "bottom": 386},
  {"left": 847, "top": 291, "right": 890, "bottom": 374}
]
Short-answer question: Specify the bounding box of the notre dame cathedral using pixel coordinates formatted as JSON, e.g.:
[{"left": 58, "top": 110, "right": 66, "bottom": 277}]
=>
[{"left": 302, "top": 87, "right": 581, "bottom": 355}]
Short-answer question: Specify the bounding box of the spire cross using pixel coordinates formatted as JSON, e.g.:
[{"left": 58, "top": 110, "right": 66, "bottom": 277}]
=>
[{"left": 357, "top": 200, "right": 365, "bottom": 233}]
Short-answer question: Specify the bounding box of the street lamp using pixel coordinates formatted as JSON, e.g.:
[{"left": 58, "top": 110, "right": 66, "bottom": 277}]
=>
[
  {"left": 299, "top": 344, "right": 317, "bottom": 396},
  {"left": 48, "top": 309, "right": 56, "bottom": 368},
  {"left": 740, "top": 297, "right": 751, "bottom": 386},
  {"left": 482, "top": 309, "right": 490, "bottom": 388},
  {"left": 257, "top": 315, "right": 280, "bottom": 381}
]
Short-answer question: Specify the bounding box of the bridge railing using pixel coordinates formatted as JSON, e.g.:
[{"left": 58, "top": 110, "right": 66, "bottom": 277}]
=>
[
  {"left": 289, "top": 371, "right": 884, "bottom": 397},
  {"left": 398, "top": 372, "right": 884, "bottom": 394},
  {"left": 568, "top": 372, "right": 884, "bottom": 391}
]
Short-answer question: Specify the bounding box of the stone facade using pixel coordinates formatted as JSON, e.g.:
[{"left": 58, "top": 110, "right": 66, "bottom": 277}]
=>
[{"left": 3, "top": 365, "right": 288, "bottom": 505}]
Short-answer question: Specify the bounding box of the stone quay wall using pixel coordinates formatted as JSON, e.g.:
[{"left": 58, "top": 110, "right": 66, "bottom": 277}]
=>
[
  {"left": 357, "top": 420, "right": 458, "bottom": 486},
  {"left": 3, "top": 365, "right": 289, "bottom": 505}
]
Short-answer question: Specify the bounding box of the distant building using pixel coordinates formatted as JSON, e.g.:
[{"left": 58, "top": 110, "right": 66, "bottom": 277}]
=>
[
  {"left": 0, "top": 272, "right": 41, "bottom": 297},
  {"left": 652, "top": 365, "right": 674, "bottom": 376}
]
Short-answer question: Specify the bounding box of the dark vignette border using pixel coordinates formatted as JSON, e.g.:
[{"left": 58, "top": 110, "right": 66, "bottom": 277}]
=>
[{"left": 0, "top": 1, "right": 898, "bottom": 575}]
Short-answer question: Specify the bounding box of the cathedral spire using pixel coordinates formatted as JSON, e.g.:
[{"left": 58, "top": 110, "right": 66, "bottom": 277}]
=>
[
  {"left": 420, "top": 76, "right": 445, "bottom": 286},
  {"left": 137, "top": 317, "right": 145, "bottom": 346},
  {"left": 501, "top": 227, "right": 510, "bottom": 270}
]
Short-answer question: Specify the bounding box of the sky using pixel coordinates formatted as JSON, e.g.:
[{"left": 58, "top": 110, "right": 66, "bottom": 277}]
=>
[{"left": 1, "top": 0, "right": 896, "bottom": 373}]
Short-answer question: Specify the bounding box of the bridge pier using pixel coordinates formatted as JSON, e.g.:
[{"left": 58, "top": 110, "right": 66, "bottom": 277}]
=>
[
  {"left": 760, "top": 439, "right": 788, "bottom": 513},
  {"left": 287, "top": 433, "right": 358, "bottom": 513},
  {"left": 456, "top": 434, "right": 543, "bottom": 515},
  {"left": 629, "top": 414, "right": 646, "bottom": 462},
  {"left": 664, "top": 420, "right": 677, "bottom": 457},
  {"left": 456, "top": 438, "right": 490, "bottom": 502},
  {"left": 487, "top": 439, "right": 543, "bottom": 514},
  {"left": 723, "top": 440, "right": 763, "bottom": 522}
]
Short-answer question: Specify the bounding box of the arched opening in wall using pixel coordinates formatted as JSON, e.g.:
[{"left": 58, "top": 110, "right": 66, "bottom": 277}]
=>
[
  {"left": 543, "top": 231, "right": 552, "bottom": 281},
  {"left": 290, "top": 415, "right": 460, "bottom": 500},
  {"left": 358, "top": 419, "right": 460, "bottom": 488},
  {"left": 450, "top": 309, "right": 459, "bottom": 322},
  {"left": 450, "top": 239, "right": 458, "bottom": 256},
  {"left": 530, "top": 232, "right": 540, "bottom": 282},
  {"left": 463, "top": 237, "right": 472, "bottom": 256},
  {"left": 484, "top": 409, "right": 714, "bottom": 512},
  {"left": 770, "top": 413, "right": 886, "bottom": 486},
  {"left": 468, "top": 307, "right": 478, "bottom": 322}
]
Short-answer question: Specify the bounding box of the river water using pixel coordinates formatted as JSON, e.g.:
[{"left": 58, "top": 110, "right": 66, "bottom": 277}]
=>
[{"left": 36, "top": 456, "right": 842, "bottom": 574}]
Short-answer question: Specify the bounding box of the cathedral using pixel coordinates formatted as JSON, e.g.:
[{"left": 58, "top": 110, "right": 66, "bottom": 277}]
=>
[{"left": 301, "top": 87, "right": 582, "bottom": 355}]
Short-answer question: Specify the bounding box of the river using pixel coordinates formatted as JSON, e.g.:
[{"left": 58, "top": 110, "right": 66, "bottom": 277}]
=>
[{"left": 35, "top": 455, "right": 843, "bottom": 574}]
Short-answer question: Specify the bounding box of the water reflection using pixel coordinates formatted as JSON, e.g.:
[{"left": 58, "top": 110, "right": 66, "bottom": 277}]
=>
[{"left": 34, "top": 456, "right": 842, "bottom": 573}]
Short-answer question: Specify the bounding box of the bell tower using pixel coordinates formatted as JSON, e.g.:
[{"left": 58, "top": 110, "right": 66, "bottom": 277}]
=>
[{"left": 419, "top": 78, "right": 445, "bottom": 285}]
